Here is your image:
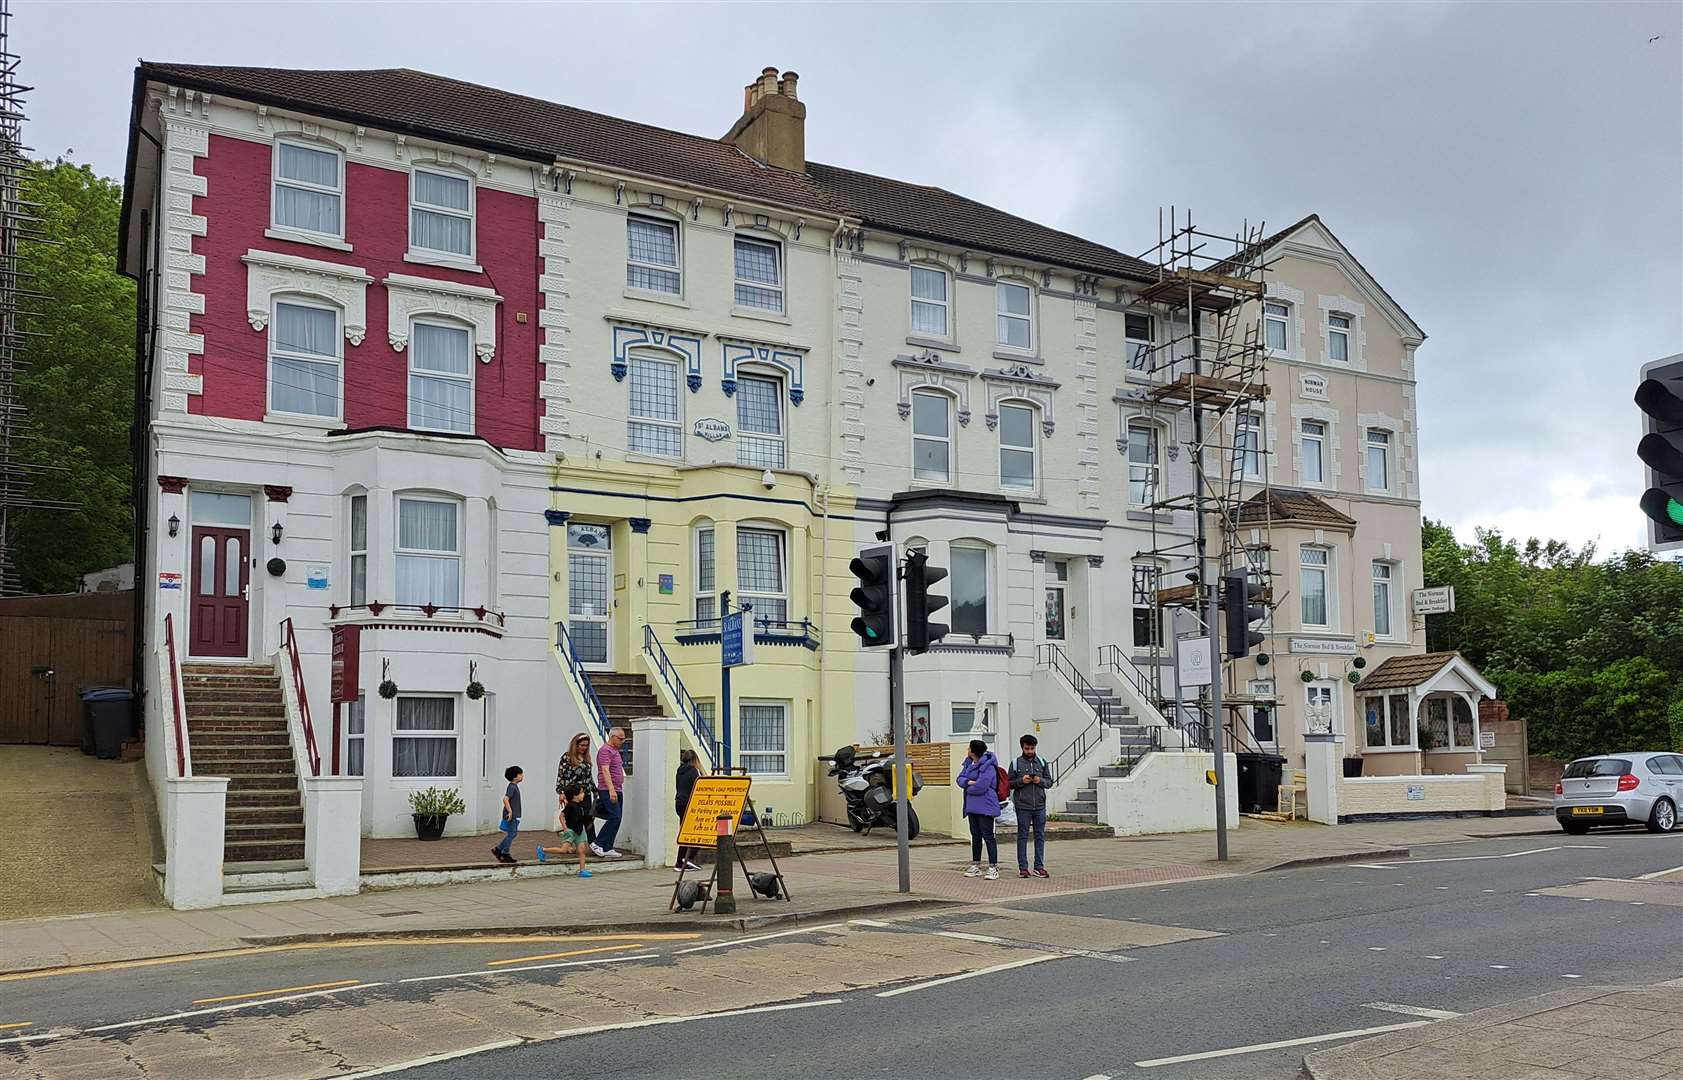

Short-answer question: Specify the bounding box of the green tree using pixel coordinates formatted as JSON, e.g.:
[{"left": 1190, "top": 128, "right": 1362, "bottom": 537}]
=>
[{"left": 11, "top": 158, "right": 135, "bottom": 593}]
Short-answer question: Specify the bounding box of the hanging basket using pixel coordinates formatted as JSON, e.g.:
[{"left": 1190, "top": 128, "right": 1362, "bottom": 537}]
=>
[
  {"left": 1347, "top": 670, "right": 1362, "bottom": 684},
  {"left": 1299, "top": 669, "right": 1315, "bottom": 683},
  {"left": 466, "top": 680, "right": 486, "bottom": 701},
  {"left": 378, "top": 679, "right": 399, "bottom": 699}
]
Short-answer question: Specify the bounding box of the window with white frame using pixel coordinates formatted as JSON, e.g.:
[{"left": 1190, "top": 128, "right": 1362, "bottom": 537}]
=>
[
  {"left": 1236, "top": 410, "right": 1264, "bottom": 479},
  {"left": 626, "top": 214, "right": 681, "bottom": 294},
  {"left": 269, "top": 299, "right": 341, "bottom": 419},
  {"left": 396, "top": 497, "right": 461, "bottom": 608},
  {"left": 409, "top": 167, "right": 474, "bottom": 259},
  {"left": 408, "top": 320, "right": 473, "bottom": 433},
  {"left": 272, "top": 139, "right": 343, "bottom": 238},
  {"left": 694, "top": 525, "right": 716, "bottom": 627},
  {"left": 911, "top": 390, "right": 952, "bottom": 483},
  {"left": 1132, "top": 562, "right": 1163, "bottom": 648},
  {"left": 910, "top": 265, "right": 949, "bottom": 337},
  {"left": 739, "top": 701, "right": 788, "bottom": 776},
  {"left": 733, "top": 236, "right": 783, "bottom": 312},
  {"left": 1300, "top": 546, "right": 1331, "bottom": 628},
  {"left": 736, "top": 527, "right": 787, "bottom": 626},
  {"left": 345, "top": 694, "right": 366, "bottom": 776},
  {"left": 1365, "top": 428, "right": 1392, "bottom": 492},
  {"left": 950, "top": 544, "right": 988, "bottom": 637},
  {"left": 393, "top": 696, "right": 457, "bottom": 777},
  {"left": 1127, "top": 420, "right": 1160, "bottom": 506},
  {"left": 998, "top": 403, "right": 1037, "bottom": 491},
  {"left": 1300, "top": 419, "right": 1327, "bottom": 484},
  {"left": 908, "top": 702, "right": 932, "bottom": 744},
  {"left": 736, "top": 372, "right": 786, "bottom": 468},
  {"left": 627, "top": 354, "right": 682, "bottom": 457},
  {"left": 1372, "top": 560, "right": 1397, "bottom": 639},
  {"left": 1264, "top": 301, "right": 1290, "bottom": 352},
  {"left": 348, "top": 494, "right": 368, "bottom": 606},
  {"left": 1125, "top": 312, "right": 1155, "bottom": 370},
  {"left": 1327, "top": 312, "right": 1352, "bottom": 363},
  {"left": 996, "top": 281, "right": 1033, "bottom": 350},
  {"left": 950, "top": 702, "right": 997, "bottom": 742}
]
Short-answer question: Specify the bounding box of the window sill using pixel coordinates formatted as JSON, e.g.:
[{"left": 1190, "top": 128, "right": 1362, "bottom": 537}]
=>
[
  {"left": 410, "top": 423, "right": 477, "bottom": 438},
  {"left": 404, "top": 251, "right": 483, "bottom": 274},
  {"left": 731, "top": 306, "right": 791, "bottom": 325},
  {"left": 623, "top": 288, "right": 690, "bottom": 309},
  {"left": 1359, "top": 746, "right": 1420, "bottom": 754},
  {"left": 992, "top": 349, "right": 1042, "bottom": 365},
  {"left": 265, "top": 227, "right": 353, "bottom": 253},
  {"left": 264, "top": 411, "right": 342, "bottom": 430},
  {"left": 906, "top": 335, "right": 958, "bottom": 353}
]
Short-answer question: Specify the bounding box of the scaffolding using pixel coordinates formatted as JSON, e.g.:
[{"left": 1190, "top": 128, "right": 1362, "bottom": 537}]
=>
[{"left": 1127, "top": 208, "right": 1279, "bottom": 754}]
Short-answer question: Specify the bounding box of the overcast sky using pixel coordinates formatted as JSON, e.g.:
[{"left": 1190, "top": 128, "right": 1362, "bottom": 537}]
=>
[{"left": 21, "top": 1, "right": 1682, "bottom": 554}]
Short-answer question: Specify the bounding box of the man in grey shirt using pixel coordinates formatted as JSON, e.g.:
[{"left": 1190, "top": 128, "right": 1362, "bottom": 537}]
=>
[{"left": 1009, "top": 734, "right": 1053, "bottom": 878}]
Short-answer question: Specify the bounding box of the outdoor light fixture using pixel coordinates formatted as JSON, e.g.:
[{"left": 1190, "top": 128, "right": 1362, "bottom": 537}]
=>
[
  {"left": 167, "top": 514, "right": 179, "bottom": 537},
  {"left": 270, "top": 522, "right": 284, "bottom": 545}
]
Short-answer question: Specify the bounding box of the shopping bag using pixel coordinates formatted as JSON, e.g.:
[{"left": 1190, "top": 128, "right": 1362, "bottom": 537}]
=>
[{"left": 996, "top": 798, "right": 1018, "bottom": 829}]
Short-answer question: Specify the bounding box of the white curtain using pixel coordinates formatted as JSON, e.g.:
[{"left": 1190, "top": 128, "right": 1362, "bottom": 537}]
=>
[
  {"left": 270, "top": 356, "right": 339, "bottom": 417},
  {"left": 411, "top": 208, "right": 472, "bottom": 256},
  {"left": 278, "top": 143, "right": 338, "bottom": 186},
  {"left": 396, "top": 555, "right": 459, "bottom": 607},
  {"left": 410, "top": 374, "right": 472, "bottom": 432},
  {"left": 275, "top": 303, "right": 337, "bottom": 357},
  {"left": 394, "top": 698, "right": 457, "bottom": 777},
  {"left": 414, "top": 170, "right": 469, "bottom": 211},
  {"left": 275, "top": 186, "right": 341, "bottom": 234},
  {"left": 412, "top": 323, "right": 470, "bottom": 374},
  {"left": 399, "top": 499, "right": 456, "bottom": 551}
]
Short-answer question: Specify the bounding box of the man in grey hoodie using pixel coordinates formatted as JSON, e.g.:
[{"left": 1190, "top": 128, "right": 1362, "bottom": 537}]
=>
[{"left": 1009, "top": 734, "right": 1053, "bottom": 878}]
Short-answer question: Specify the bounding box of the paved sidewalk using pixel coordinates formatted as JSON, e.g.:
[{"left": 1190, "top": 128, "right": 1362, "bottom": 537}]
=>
[
  {"left": 0, "top": 814, "right": 1548, "bottom": 975},
  {"left": 1304, "top": 983, "right": 1683, "bottom": 1079}
]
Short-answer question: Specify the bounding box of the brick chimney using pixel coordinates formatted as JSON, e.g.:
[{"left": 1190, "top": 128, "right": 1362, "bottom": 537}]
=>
[{"left": 722, "top": 66, "right": 805, "bottom": 173}]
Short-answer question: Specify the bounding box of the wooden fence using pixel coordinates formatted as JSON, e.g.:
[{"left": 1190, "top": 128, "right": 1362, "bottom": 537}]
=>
[{"left": 0, "top": 591, "right": 134, "bottom": 745}]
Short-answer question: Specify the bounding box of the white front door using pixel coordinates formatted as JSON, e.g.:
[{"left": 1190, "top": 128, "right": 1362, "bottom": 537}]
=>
[{"left": 567, "top": 523, "right": 613, "bottom": 669}]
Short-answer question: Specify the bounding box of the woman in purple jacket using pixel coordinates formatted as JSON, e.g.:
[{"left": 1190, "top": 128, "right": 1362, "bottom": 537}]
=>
[{"left": 956, "top": 739, "right": 1001, "bottom": 880}]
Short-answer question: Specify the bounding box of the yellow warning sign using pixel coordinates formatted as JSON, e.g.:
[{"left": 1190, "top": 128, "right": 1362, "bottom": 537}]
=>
[
  {"left": 676, "top": 776, "right": 753, "bottom": 848},
  {"left": 1205, "top": 769, "right": 1218, "bottom": 786}
]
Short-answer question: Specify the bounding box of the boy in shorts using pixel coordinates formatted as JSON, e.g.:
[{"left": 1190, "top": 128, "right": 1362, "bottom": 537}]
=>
[{"left": 538, "top": 784, "right": 593, "bottom": 877}]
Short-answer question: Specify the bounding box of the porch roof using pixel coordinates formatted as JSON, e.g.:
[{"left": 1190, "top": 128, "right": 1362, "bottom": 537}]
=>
[{"left": 1357, "top": 651, "right": 1496, "bottom": 698}]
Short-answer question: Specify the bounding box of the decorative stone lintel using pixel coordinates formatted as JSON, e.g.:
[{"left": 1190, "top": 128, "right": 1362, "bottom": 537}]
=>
[
  {"left": 158, "top": 475, "right": 189, "bottom": 494},
  {"left": 262, "top": 485, "right": 293, "bottom": 503},
  {"left": 1087, "top": 555, "right": 1105, "bottom": 568},
  {"left": 543, "top": 509, "right": 571, "bottom": 527},
  {"left": 1029, "top": 550, "right": 1046, "bottom": 564},
  {"left": 628, "top": 517, "right": 652, "bottom": 535}
]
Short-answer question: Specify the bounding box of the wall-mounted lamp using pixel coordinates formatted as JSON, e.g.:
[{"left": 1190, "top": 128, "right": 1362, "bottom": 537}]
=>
[
  {"left": 167, "top": 514, "right": 180, "bottom": 538},
  {"left": 270, "top": 522, "right": 284, "bottom": 545}
]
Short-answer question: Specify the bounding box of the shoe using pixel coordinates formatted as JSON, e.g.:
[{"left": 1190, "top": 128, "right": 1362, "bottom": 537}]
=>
[
  {"left": 1033, "top": 868, "right": 1049, "bottom": 878},
  {"left": 1019, "top": 868, "right": 1031, "bottom": 878},
  {"left": 535, "top": 846, "right": 547, "bottom": 863},
  {"left": 681, "top": 860, "right": 702, "bottom": 871},
  {"left": 491, "top": 846, "right": 505, "bottom": 862},
  {"left": 985, "top": 866, "right": 999, "bottom": 880},
  {"left": 601, "top": 848, "right": 623, "bottom": 859},
  {"left": 963, "top": 864, "right": 982, "bottom": 877},
  {"left": 589, "top": 844, "right": 607, "bottom": 857},
  {"left": 578, "top": 869, "right": 593, "bottom": 878}
]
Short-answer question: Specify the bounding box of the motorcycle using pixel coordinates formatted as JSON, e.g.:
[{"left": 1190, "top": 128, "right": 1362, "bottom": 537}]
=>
[{"left": 820, "top": 745, "right": 923, "bottom": 840}]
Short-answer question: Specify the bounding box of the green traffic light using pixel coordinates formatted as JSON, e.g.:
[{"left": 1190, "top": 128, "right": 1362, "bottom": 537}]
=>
[{"left": 1668, "top": 497, "right": 1683, "bottom": 527}]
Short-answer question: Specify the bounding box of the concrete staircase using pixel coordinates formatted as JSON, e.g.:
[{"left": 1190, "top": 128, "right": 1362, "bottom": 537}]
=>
[
  {"left": 180, "top": 664, "right": 305, "bottom": 867},
  {"left": 588, "top": 671, "right": 663, "bottom": 731},
  {"left": 1059, "top": 763, "right": 1143, "bottom": 823}
]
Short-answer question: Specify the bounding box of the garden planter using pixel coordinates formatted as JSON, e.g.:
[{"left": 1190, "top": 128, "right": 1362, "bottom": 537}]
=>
[{"left": 412, "top": 813, "right": 449, "bottom": 841}]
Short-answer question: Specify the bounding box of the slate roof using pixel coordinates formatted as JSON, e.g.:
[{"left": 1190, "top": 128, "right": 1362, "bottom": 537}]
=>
[
  {"left": 1232, "top": 488, "right": 1358, "bottom": 528},
  {"left": 134, "top": 62, "right": 1159, "bottom": 283},
  {"left": 1355, "top": 652, "right": 1459, "bottom": 693}
]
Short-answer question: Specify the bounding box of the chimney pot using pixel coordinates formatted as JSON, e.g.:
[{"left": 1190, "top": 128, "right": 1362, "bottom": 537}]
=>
[
  {"left": 724, "top": 66, "right": 806, "bottom": 173},
  {"left": 780, "top": 71, "right": 799, "bottom": 99}
]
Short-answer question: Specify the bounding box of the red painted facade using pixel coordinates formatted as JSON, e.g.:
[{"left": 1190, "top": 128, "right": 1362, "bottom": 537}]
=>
[{"left": 190, "top": 134, "right": 543, "bottom": 451}]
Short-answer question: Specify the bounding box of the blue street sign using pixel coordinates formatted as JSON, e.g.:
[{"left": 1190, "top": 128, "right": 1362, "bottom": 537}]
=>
[{"left": 721, "top": 610, "right": 756, "bottom": 668}]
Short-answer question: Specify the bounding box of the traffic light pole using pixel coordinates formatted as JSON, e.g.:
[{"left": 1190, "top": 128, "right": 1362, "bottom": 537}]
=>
[
  {"left": 1207, "top": 579, "right": 1229, "bottom": 862},
  {"left": 890, "top": 632, "right": 910, "bottom": 894}
]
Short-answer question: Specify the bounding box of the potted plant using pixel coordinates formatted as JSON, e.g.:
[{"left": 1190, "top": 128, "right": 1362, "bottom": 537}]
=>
[{"left": 409, "top": 786, "right": 465, "bottom": 840}]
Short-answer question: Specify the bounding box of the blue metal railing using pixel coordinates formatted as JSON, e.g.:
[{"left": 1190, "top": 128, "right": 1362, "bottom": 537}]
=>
[
  {"left": 554, "top": 621, "right": 609, "bottom": 739},
  {"left": 673, "top": 615, "right": 821, "bottom": 649},
  {"left": 643, "top": 624, "right": 718, "bottom": 764}
]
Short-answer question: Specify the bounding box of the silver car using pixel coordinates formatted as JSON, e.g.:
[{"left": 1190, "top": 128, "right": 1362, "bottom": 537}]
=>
[{"left": 1554, "top": 752, "right": 1683, "bottom": 833}]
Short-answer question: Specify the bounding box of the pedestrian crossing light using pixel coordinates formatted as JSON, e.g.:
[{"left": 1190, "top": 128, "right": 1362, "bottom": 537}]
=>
[
  {"left": 1636, "top": 355, "right": 1683, "bottom": 554},
  {"left": 903, "top": 549, "right": 949, "bottom": 654},
  {"left": 1222, "top": 568, "right": 1267, "bottom": 659},
  {"left": 848, "top": 544, "right": 896, "bottom": 648}
]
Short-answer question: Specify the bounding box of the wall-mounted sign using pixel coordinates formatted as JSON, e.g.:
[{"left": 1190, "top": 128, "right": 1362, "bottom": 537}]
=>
[
  {"left": 330, "top": 624, "right": 361, "bottom": 704},
  {"left": 1289, "top": 637, "right": 1357, "bottom": 656},
  {"left": 693, "top": 418, "right": 732, "bottom": 442},
  {"left": 1300, "top": 373, "right": 1329, "bottom": 400},
  {"left": 1479, "top": 729, "right": 1496, "bottom": 749},
  {"left": 658, "top": 573, "right": 674, "bottom": 595},
  {"left": 1406, "top": 784, "right": 1425, "bottom": 801},
  {"left": 1176, "top": 636, "right": 1213, "bottom": 687},
  {"left": 306, "top": 565, "right": 329, "bottom": 590},
  {"left": 1412, "top": 586, "right": 1456, "bottom": 616},
  {"left": 158, "top": 571, "right": 182, "bottom": 591}
]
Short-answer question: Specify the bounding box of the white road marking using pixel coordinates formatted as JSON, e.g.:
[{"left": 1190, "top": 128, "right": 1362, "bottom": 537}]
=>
[
  {"left": 1348, "top": 864, "right": 1396, "bottom": 870},
  {"left": 398, "top": 951, "right": 658, "bottom": 984},
  {"left": 1482, "top": 889, "right": 1496, "bottom": 893},
  {"left": 0, "top": 1031, "right": 68, "bottom": 1047},
  {"left": 552, "top": 997, "right": 841, "bottom": 1037},
  {"left": 1489, "top": 965, "right": 1510, "bottom": 970},
  {"left": 848, "top": 918, "right": 893, "bottom": 927},
  {"left": 1081, "top": 1075, "right": 1112, "bottom": 1080},
  {"left": 1636, "top": 865, "right": 1683, "bottom": 880},
  {"left": 1434, "top": 886, "right": 1450, "bottom": 890},
  {"left": 86, "top": 983, "right": 385, "bottom": 1032},
  {"left": 1561, "top": 974, "right": 1583, "bottom": 979},
  {"left": 675, "top": 924, "right": 845, "bottom": 954},
  {"left": 1357, "top": 845, "right": 1604, "bottom": 869},
  {"left": 1367, "top": 947, "right": 1387, "bottom": 952},
  {"left": 875, "top": 953, "right": 1059, "bottom": 997},
  {"left": 1134, "top": 1021, "right": 1432, "bottom": 1067},
  {"left": 1631, "top": 901, "right": 1647, "bottom": 906},
  {"left": 1425, "top": 955, "right": 1446, "bottom": 960},
  {"left": 339, "top": 1039, "right": 524, "bottom": 1078},
  {"left": 1362, "top": 1002, "right": 1462, "bottom": 1020},
  {"left": 934, "top": 930, "right": 1008, "bottom": 945}
]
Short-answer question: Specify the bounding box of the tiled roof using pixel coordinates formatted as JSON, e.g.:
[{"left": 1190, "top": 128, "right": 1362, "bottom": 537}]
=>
[
  {"left": 1355, "top": 652, "right": 1459, "bottom": 693},
  {"left": 137, "top": 62, "right": 1159, "bottom": 283},
  {"left": 1232, "top": 488, "right": 1358, "bottom": 528}
]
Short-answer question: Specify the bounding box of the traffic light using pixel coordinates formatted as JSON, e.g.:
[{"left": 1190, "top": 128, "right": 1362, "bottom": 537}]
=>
[
  {"left": 848, "top": 544, "right": 896, "bottom": 647},
  {"left": 1636, "top": 355, "right": 1683, "bottom": 553},
  {"left": 903, "top": 549, "right": 949, "bottom": 654},
  {"left": 1222, "top": 568, "right": 1266, "bottom": 659}
]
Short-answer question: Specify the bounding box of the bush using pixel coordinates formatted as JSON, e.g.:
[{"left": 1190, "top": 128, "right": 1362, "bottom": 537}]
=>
[
  {"left": 1669, "top": 699, "right": 1683, "bottom": 754},
  {"left": 408, "top": 786, "right": 466, "bottom": 817}
]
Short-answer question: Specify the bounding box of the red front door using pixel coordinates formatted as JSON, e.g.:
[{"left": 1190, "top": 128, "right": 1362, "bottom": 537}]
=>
[{"left": 191, "top": 525, "right": 250, "bottom": 658}]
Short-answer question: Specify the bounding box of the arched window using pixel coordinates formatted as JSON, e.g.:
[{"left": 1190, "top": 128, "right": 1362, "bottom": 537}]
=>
[
  {"left": 736, "top": 523, "right": 787, "bottom": 626},
  {"left": 910, "top": 389, "right": 954, "bottom": 484},
  {"left": 269, "top": 297, "right": 342, "bottom": 420},
  {"left": 693, "top": 520, "right": 717, "bottom": 627},
  {"left": 346, "top": 489, "right": 368, "bottom": 606},
  {"left": 395, "top": 494, "right": 462, "bottom": 608}
]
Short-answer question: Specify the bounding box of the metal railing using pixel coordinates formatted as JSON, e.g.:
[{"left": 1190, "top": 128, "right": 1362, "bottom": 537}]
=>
[
  {"left": 1036, "top": 642, "right": 1122, "bottom": 726},
  {"left": 1048, "top": 715, "right": 1099, "bottom": 787},
  {"left": 674, "top": 614, "right": 821, "bottom": 648},
  {"left": 328, "top": 602, "right": 506, "bottom": 627},
  {"left": 643, "top": 624, "right": 718, "bottom": 764},
  {"left": 163, "top": 612, "right": 189, "bottom": 777},
  {"left": 554, "top": 621, "right": 609, "bottom": 739},
  {"left": 279, "top": 617, "right": 322, "bottom": 776},
  {"left": 1096, "top": 643, "right": 1156, "bottom": 701}
]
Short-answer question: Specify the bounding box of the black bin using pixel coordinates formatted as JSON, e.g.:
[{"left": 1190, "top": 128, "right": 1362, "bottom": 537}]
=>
[
  {"left": 81, "top": 688, "right": 135, "bottom": 760},
  {"left": 1235, "top": 752, "right": 1287, "bottom": 814}
]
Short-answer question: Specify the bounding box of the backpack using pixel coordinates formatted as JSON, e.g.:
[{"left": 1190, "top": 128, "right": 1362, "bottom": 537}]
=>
[{"left": 996, "top": 764, "right": 1011, "bottom": 802}]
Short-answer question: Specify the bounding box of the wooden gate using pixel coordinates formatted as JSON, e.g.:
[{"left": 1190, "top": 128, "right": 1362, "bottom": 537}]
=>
[{"left": 0, "top": 592, "right": 134, "bottom": 745}]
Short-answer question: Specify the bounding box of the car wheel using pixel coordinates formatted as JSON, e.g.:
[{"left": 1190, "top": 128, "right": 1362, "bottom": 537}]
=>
[
  {"left": 1646, "top": 797, "right": 1677, "bottom": 834},
  {"left": 1560, "top": 820, "right": 1592, "bottom": 835}
]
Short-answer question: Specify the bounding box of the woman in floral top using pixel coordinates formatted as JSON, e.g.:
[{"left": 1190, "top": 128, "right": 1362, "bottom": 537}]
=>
[{"left": 556, "top": 731, "right": 598, "bottom": 848}]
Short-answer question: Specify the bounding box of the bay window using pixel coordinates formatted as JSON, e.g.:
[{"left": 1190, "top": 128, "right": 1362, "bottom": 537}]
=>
[
  {"left": 396, "top": 497, "right": 461, "bottom": 608},
  {"left": 627, "top": 354, "right": 682, "bottom": 457},
  {"left": 272, "top": 139, "right": 343, "bottom": 238},
  {"left": 998, "top": 403, "right": 1037, "bottom": 491},
  {"left": 950, "top": 544, "right": 989, "bottom": 637},
  {"left": 1300, "top": 546, "right": 1331, "bottom": 628},
  {"left": 1132, "top": 562, "right": 1163, "bottom": 649},
  {"left": 393, "top": 696, "right": 457, "bottom": 778},
  {"left": 269, "top": 300, "right": 341, "bottom": 419},
  {"left": 409, "top": 167, "right": 474, "bottom": 259},
  {"left": 737, "top": 527, "right": 787, "bottom": 626},
  {"left": 627, "top": 215, "right": 681, "bottom": 295},
  {"left": 1372, "top": 560, "right": 1396, "bottom": 639},
  {"left": 345, "top": 694, "right": 365, "bottom": 777},
  {"left": 694, "top": 525, "right": 716, "bottom": 626},
  {"left": 911, "top": 390, "right": 952, "bottom": 483},
  {"left": 348, "top": 494, "right": 367, "bottom": 606},
  {"left": 408, "top": 320, "right": 473, "bottom": 433}
]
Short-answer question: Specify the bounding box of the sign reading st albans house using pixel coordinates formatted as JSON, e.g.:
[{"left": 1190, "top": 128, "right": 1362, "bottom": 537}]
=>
[{"left": 693, "top": 418, "right": 732, "bottom": 442}]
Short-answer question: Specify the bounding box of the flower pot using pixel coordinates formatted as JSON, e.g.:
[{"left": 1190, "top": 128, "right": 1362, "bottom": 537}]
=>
[
  {"left": 1342, "top": 756, "right": 1364, "bottom": 778},
  {"left": 412, "top": 813, "right": 449, "bottom": 841}
]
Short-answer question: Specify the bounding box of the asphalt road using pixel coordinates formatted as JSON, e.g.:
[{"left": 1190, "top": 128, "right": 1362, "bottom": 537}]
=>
[{"left": 3, "top": 827, "right": 1678, "bottom": 1079}]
